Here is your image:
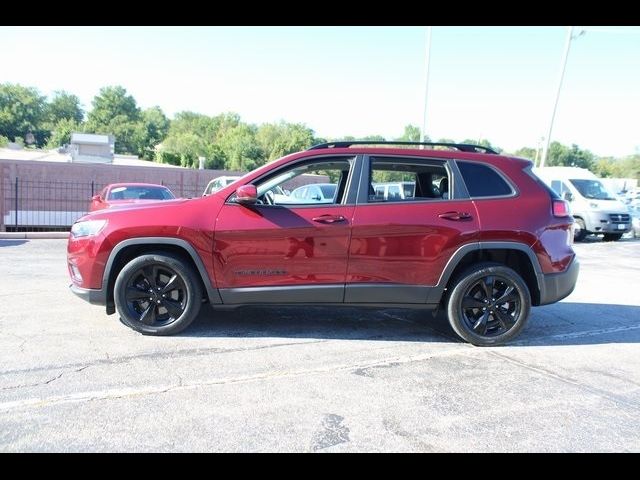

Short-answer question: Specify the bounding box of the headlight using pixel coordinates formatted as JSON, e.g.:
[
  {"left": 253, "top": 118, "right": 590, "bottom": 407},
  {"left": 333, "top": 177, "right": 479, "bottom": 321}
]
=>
[
  {"left": 71, "top": 219, "right": 107, "bottom": 238},
  {"left": 589, "top": 202, "right": 599, "bottom": 209}
]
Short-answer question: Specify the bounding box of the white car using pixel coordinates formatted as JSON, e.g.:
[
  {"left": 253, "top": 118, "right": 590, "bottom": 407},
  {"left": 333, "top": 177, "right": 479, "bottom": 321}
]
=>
[
  {"left": 203, "top": 176, "right": 241, "bottom": 196},
  {"left": 287, "top": 183, "right": 337, "bottom": 204}
]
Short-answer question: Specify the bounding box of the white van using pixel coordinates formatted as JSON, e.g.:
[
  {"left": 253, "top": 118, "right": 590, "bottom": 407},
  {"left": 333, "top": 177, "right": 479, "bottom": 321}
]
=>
[{"left": 533, "top": 166, "right": 631, "bottom": 241}]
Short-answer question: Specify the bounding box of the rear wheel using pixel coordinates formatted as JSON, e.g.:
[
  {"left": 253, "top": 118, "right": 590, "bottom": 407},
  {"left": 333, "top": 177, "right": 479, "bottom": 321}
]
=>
[
  {"left": 573, "top": 218, "right": 587, "bottom": 242},
  {"left": 114, "top": 253, "right": 202, "bottom": 335},
  {"left": 603, "top": 233, "right": 623, "bottom": 242},
  {"left": 446, "top": 263, "right": 531, "bottom": 346}
]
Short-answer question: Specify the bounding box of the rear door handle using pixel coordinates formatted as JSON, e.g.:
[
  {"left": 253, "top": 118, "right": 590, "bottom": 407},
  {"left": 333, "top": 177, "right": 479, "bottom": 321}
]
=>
[
  {"left": 312, "top": 214, "right": 347, "bottom": 224},
  {"left": 438, "top": 211, "right": 472, "bottom": 221}
]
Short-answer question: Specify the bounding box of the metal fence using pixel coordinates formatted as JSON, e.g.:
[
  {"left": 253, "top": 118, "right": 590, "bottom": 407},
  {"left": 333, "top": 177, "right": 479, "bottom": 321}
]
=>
[
  {"left": 1, "top": 177, "right": 211, "bottom": 232},
  {"left": 0, "top": 174, "right": 324, "bottom": 232},
  {"left": 1, "top": 178, "right": 104, "bottom": 231}
]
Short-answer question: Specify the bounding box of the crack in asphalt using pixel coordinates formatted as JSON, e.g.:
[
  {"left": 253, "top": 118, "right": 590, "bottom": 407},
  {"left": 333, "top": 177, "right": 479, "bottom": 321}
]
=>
[
  {"left": 0, "top": 339, "right": 330, "bottom": 377},
  {"left": 487, "top": 350, "right": 640, "bottom": 412},
  {"left": 0, "top": 365, "right": 90, "bottom": 391},
  {"left": 0, "top": 346, "right": 471, "bottom": 412}
]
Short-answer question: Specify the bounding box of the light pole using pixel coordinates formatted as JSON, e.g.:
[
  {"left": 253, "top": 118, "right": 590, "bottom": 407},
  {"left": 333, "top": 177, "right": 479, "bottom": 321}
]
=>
[
  {"left": 420, "top": 26, "right": 432, "bottom": 144},
  {"left": 539, "top": 26, "right": 585, "bottom": 168},
  {"left": 534, "top": 136, "right": 543, "bottom": 167}
]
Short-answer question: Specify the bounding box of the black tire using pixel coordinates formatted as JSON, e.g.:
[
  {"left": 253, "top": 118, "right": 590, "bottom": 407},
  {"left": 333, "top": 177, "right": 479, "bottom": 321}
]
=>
[
  {"left": 114, "top": 253, "right": 202, "bottom": 335},
  {"left": 573, "top": 217, "right": 587, "bottom": 242},
  {"left": 602, "top": 233, "right": 623, "bottom": 242},
  {"left": 446, "top": 262, "right": 531, "bottom": 346}
]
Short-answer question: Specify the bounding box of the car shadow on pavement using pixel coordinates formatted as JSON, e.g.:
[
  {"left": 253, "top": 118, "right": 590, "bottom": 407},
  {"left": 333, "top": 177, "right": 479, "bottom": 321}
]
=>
[
  {"left": 0, "top": 240, "right": 28, "bottom": 247},
  {"left": 184, "top": 305, "right": 453, "bottom": 344},
  {"left": 181, "top": 302, "right": 640, "bottom": 347}
]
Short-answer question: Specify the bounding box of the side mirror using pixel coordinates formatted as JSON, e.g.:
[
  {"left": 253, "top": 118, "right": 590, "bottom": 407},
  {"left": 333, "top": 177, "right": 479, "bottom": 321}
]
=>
[
  {"left": 235, "top": 185, "right": 257, "bottom": 205},
  {"left": 92, "top": 194, "right": 101, "bottom": 202},
  {"left": 563, "top": 191, "right": 573, "bottom": 202}
]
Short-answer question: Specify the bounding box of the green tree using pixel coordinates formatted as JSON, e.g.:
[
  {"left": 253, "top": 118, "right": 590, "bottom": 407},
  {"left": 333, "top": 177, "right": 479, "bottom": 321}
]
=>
[
  {"left": 461, "top": 138, "right": 502, "bottom": 153},
  {"left": 45, "top": 91, "right": 83, "bottom": 126},
  {"left": 137, "top": 106, "right": 170, "bottom": 159},
  {"left": 256, "top": 121, "right": 315, "bottom": 162},
  {"left": 160, "top": 131, "right": 207, "bottom": 168},
  {"left": 45, "top": 118, "right": 80, "bottom": 148},
  {"left": 513, "top": 147, "right": 537, "bottom": 161},
  {"left": 617, "top": 155, "right": 640, "bottom": 180},
  {"left": 85, "top": 86, "right": 141, "bottom": 154},
  {"left": 396, "top": 124, "right": 423, "bottom": 142},
  {"left": 0, "top": 83, "right": 47, "bottom": 146},
  {"left": 217, "top": 123, "right": 263, "bottom": 171},
  {"left": 547, "top": 142, "right": 594, "bottom": 170},
  {"left": 169, "top": 111, "right": 219, "bottom": 140},
  {"left": 158, "top": 111, "right": 226, "bottom": 167},
  {"left": 87, "top": 86, "right": 140, "bottom": 126},
  {"left": 359, "top": 135, "right": 386, "bottom": 142}
]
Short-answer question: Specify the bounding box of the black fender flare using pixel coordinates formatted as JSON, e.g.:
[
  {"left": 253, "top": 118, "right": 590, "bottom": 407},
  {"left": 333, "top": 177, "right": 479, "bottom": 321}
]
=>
[
  {"left": 103, "top": 237, "right": 222, "bottom": 304},
  {"left": 426, "top": 241, "right": 544, "bottom": 304}
]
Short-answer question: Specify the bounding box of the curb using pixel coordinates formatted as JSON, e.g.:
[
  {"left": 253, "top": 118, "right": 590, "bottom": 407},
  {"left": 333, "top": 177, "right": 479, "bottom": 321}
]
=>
[{"left": 0, "top": 232, "right": 69, "bottom": 239}]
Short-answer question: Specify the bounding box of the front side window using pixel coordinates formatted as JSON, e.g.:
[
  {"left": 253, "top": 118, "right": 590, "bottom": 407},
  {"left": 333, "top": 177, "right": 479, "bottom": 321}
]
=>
[
  {"left": 252, "top": 157, "right": 354, "bottom": 206},
  {"left": 368, "top": 157, "right": 449, "bottom": 203}
]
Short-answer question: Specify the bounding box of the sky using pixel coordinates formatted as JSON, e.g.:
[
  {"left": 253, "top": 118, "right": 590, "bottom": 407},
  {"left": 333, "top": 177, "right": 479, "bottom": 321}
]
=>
[{"left": 1, "top": 26, "right": 639, "bottom": 157}]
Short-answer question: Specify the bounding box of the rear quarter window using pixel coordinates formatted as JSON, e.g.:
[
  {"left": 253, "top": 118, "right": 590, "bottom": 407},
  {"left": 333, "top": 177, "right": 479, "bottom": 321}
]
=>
[{"left": 457, "top": 161, "right": 513, "bottom": 197}]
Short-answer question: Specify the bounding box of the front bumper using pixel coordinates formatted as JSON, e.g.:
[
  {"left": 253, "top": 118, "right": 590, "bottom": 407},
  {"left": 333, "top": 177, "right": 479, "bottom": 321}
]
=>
[
  {"left": 538, "top": 256, "right": 580, "bottom": 306},
  {"left": 70, "top": 283, "right": 107, "bottom": 306},
  {"left": 585, "top": 211, "right": 631, "bottom": 234}
]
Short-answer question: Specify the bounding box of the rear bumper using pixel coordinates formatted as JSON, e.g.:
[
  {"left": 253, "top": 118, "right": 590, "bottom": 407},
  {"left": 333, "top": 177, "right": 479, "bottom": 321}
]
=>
[
  {"left": 70, "top": 283, "right": 106, "bottom": 306},
  {"left": 538, "top": 256, "right": 580, "bottom": 305}
]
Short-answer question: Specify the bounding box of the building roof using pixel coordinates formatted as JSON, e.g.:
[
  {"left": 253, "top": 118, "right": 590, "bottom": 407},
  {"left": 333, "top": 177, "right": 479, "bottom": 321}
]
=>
[
  {"left": 0, "top": 148, "right": 182, "bottom": 168},
  {"left": 70, "top": 133, "right": 113, "bottom": 145}
]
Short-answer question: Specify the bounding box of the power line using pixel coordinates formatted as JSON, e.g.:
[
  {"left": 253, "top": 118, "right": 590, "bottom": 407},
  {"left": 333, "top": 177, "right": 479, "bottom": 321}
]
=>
[{"left": 579, "top": 27, "right": 640, "bottom": 35}]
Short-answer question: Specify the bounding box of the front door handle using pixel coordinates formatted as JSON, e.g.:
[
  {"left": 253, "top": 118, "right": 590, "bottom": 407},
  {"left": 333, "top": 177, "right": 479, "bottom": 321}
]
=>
[
  {"left": 438, "top": 211, "right": 472, "bottom": 221},
  {"left": 312, "top": 214, "right": 346, "bottom": 224}
]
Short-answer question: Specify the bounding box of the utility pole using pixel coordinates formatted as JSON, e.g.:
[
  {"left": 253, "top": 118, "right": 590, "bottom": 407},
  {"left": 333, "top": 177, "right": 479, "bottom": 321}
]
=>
[
  {"left": 420, "top": 26, "right": 432, "bottom": 144},
  {"left": 540, "top": 26, "right": 584, "bottom": 168}
]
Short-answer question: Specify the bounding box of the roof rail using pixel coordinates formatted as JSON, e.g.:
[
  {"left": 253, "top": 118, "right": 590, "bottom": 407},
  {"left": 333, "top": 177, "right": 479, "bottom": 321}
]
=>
[{"left": 307, "top": 141, "right": 498, "bottom": 154}]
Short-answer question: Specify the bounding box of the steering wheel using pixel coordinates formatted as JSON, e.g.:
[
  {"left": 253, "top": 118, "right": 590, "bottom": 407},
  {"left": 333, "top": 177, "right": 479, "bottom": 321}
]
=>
[{"left": 263, "top": 190, "right": 275, "bottom": 205}]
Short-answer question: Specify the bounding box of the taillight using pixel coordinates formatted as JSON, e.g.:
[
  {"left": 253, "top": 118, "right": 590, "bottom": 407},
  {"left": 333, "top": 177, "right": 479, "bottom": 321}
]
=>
[{"left": 553, "top": 199, "right": 570, "bottom": 217}]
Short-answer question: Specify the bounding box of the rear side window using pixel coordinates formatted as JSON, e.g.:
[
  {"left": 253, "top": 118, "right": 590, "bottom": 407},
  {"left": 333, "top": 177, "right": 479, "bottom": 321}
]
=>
[{"left": 457, "top": 162, "right": 513, "bottom": 197}]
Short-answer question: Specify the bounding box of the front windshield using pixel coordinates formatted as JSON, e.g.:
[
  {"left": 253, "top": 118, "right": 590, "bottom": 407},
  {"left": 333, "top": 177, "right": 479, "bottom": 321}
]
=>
[
  {"left": 109, "top": 186, "right": 174, "bottom": 200},
  {"left": 569, "top": 179, "right": 616, "bottom": 200}
]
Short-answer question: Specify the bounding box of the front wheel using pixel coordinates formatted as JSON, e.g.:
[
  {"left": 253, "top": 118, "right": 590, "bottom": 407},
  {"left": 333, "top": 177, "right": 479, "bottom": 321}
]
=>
[
  {"left": 446, "top": 263, "right": 531, "bottom": 346},
  {"left": 602, "top": 233, "right": 623, "bottom": 242},
  {"left": 573, "top": 218, "right": 587, "bottom": 242},
  {"left": 114, "top": 253, "right": 202, "bottom": 335}
]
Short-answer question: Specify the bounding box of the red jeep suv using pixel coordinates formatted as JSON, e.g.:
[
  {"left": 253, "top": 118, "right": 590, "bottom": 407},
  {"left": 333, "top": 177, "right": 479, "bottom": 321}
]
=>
[{"left": 67, "top": 141, "right": 579, "bottom": 346}]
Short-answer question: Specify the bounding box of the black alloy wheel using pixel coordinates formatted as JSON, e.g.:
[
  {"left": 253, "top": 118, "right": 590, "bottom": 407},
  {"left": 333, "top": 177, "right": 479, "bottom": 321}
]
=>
[
  {"left": 447, "top": 263, "right": 531, "bottom": 346},
  {"left": 114, "top": 253, "right": 202, "bottom": 335},
  {"left": 460, "top": 274, "right": 521, "bottom": 337}
]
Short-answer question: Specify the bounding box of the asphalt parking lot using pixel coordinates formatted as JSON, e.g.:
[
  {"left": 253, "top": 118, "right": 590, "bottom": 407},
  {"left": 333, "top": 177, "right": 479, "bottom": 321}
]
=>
[{"left": 0, "top": 238, "right": 639, "bottom": 452}]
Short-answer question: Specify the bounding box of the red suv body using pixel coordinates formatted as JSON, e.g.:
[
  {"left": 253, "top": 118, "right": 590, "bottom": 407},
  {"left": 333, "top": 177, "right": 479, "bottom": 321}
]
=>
[{"left": 68, "top": 142, "right": 579, "bottom": 345}]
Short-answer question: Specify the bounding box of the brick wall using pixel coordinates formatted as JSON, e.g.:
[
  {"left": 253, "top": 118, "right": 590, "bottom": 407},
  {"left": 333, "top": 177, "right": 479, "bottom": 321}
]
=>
[
  {"left": 0, "top": 158, "right": 330, "bottom": 230},
  {"left": 0, "top": 159, "right": 242, "bottom": 230}
]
